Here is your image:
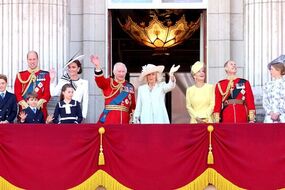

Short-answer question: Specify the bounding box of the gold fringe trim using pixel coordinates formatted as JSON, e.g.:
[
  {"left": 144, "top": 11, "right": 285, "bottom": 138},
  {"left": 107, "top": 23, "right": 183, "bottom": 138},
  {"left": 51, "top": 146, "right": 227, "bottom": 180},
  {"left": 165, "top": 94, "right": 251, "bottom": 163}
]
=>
[
  {"left": 0, "top": 176, "right": 24, "bottom": 190},
  {"left": 177, "top": 168, "right": 245, "bottom": 190},
  {"left": 69, "top": 169, "right": 131, "bottom": 190}
]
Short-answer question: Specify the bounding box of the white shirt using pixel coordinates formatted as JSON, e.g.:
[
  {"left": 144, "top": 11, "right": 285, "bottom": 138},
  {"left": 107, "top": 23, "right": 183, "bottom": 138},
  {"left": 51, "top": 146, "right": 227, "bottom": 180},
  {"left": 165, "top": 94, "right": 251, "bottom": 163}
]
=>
[
  {"left": 50, "top": 78, "right": 89, "bottom": 118},
  {"left": 133, "top": 80, "right": 176, "bottom": 124}
]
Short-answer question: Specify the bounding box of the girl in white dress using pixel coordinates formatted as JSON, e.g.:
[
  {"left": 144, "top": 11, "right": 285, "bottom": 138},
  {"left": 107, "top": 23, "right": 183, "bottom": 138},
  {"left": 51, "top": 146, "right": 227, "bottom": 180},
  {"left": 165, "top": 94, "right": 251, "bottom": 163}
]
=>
[
  {"left": 50, "top": 58, "right": 89, "bottom": 119},
  {"left": 133, "top": 64, "right": 179, "bottom": 124},
  {"left": 263, "top": 61, "right": 285, "bottom": 123}
]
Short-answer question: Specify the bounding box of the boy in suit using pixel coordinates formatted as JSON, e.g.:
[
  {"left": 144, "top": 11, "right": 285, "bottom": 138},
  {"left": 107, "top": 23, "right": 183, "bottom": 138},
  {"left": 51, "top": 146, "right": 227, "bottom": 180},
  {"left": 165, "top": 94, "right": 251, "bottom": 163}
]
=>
[
  {"left": 19, "top": 92, "right": 45, "bottom": 123},
  {"left": 0, "top": 74, "right": 17, "bottom": 123}
]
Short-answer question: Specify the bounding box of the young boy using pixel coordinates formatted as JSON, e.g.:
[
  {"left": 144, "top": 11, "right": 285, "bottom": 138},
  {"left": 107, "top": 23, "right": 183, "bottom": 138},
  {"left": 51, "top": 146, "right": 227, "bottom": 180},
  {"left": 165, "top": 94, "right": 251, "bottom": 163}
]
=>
[
  {"left": 19, "top": 92, "right": 45, "bottom": 123},
  {"left": 0, "top": 74, "right": 17, "bottom": 123}
]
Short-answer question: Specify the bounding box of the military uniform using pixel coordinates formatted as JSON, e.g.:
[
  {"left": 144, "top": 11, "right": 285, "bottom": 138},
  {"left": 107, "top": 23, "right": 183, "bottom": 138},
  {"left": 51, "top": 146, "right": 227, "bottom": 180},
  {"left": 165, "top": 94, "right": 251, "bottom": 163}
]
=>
[
  {"left": 213, "top": 77, "right": 255, "bottom": 123},
  {"left": 14, "top": 68, "right": 51, "bottom": 119},
  {"left": 95, "top": 70, "right": 136, "bottom": 124}
]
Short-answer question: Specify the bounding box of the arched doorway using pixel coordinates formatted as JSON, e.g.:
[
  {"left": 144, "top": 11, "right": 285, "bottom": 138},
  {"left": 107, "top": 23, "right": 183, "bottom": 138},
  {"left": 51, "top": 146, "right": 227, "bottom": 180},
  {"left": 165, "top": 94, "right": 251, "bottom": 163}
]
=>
[{"left": 109, "top": 9, "right": 206, "bottom": 123}]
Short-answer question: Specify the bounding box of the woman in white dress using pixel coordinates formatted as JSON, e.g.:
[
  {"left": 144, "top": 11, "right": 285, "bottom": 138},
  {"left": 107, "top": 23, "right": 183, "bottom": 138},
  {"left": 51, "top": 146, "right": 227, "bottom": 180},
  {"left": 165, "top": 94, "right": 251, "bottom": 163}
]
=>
[
  {"left": 50, "top": 58, "right": 89, "bottom": 119},
  {"left": 263, "top": 60, "right": 285, "bottom": 123},
  {"left": 133, "top": 64, "right": 180, "bottom": 124}
]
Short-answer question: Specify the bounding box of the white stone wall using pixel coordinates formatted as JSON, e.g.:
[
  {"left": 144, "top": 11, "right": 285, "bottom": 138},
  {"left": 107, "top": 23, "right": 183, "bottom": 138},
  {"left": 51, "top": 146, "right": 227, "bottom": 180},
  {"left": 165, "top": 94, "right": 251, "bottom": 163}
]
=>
[
  {"left": 245, "top": 0, "right": 285, "bottom": 121},
  {"left": 207, "top": 0, "right": 245, "bottom": 84},
  {"left": 0, "top": 0, "right": 67, "bottom": 91},
  {"left": 68, "top": 0, "right": 107, "bottom": 122}
]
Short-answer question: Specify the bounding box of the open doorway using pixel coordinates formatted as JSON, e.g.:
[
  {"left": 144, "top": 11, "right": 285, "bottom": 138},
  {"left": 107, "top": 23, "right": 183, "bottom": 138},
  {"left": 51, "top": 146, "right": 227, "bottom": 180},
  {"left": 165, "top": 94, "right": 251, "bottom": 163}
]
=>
[{"left": 109, "top": 9, "right": 206, "bottom": 123}]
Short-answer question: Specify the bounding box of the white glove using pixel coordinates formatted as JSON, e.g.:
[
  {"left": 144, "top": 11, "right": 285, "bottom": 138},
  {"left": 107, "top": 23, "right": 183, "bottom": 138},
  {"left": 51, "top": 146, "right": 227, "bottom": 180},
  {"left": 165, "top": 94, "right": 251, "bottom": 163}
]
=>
[
  {"left": 169, "top": 64, "right": 180, "bottom": 76},
  {"left": 49, "top": 68, "right": 56, "bottom": 82}
]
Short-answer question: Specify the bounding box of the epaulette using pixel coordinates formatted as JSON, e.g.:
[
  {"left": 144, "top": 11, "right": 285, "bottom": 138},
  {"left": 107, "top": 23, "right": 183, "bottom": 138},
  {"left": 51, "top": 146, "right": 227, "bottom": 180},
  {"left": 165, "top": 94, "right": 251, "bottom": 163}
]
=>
[
  {"left": 218, "top": 79, "right": 229, "bottom": 83},
  {"left": 19, "top": 70, "right": 27, "bottom": 74},
  {"left": 40, "top": 70, "right": 49, "bottom": 74}
]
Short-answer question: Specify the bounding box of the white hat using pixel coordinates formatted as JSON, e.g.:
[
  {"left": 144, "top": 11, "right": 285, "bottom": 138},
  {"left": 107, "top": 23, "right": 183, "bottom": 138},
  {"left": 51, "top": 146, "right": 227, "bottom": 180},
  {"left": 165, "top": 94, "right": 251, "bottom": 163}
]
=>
[
  {"left": 64, "top": 54, "right": 85, "bottom": 68},
  {"left": 139, "top": 64, "right": 165, "bottom": 81},
  {"left": 191, "top": 61, "right": 204, "bottom": 75}
]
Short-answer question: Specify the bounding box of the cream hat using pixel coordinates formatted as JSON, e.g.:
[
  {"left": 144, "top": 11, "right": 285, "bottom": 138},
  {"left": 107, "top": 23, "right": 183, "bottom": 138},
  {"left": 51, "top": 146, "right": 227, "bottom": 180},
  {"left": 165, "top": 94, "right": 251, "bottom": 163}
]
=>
[
  {"left": 139, "top": 64, "right": 165, "bottom": 81},
  {"left": 191, "top": 61, "right": 204, "bottom": 75},
  {"left": 64, "top": 54, "right": 85, "bottom": 68}
]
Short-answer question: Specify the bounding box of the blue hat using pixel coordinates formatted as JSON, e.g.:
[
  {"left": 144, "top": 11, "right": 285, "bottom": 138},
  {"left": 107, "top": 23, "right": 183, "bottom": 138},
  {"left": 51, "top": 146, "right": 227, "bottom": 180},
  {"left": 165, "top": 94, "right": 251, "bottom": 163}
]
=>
[{"left": 267, "top": 55, "right": 285, "bottom": 70}]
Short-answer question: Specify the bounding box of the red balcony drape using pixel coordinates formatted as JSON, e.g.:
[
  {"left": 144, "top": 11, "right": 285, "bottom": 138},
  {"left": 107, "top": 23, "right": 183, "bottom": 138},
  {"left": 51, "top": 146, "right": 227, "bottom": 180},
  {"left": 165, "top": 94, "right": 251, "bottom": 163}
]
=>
[{"left": 0, "top": 124, "right": 285, "bottom": 190}]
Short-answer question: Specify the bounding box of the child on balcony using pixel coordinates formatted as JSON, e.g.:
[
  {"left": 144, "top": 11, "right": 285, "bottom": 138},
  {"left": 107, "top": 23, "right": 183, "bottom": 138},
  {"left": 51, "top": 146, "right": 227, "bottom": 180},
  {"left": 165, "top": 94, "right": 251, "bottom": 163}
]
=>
[
  {"left": 52, "top": 83, "right": 83, "bottom": 124},
  {"left": 0, "top": 74, "right": 17, "bottom": 123},
  {"left": 19, "top": 92, "right": 50, "bottom": 123}
]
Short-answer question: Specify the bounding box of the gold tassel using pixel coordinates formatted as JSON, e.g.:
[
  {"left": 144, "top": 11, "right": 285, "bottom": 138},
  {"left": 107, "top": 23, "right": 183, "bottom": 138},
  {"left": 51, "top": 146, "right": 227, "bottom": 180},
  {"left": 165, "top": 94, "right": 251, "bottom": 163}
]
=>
[
  {"left": 207, "top": 149, "right": 214, "bottom": 165},
  {"left": 207, "top": 125, "right": 214, "bottom": 165},
  {"left": 98, "top": 127, "right": 105, "bottom": 166}
]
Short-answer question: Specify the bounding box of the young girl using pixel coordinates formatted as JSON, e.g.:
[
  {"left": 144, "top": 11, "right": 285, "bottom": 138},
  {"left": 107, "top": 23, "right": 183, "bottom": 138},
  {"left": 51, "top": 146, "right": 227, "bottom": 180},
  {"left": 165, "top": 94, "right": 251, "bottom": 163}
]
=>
[{"left": 53, "top": 83, "right": 83, "bottom": 124}]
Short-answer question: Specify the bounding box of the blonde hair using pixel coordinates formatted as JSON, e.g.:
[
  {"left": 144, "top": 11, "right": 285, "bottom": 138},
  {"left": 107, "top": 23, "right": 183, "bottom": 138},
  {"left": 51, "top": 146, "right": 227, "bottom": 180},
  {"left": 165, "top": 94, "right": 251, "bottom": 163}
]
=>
[{"left": 142, "top": 71, "right": 163, "bottom": 84}]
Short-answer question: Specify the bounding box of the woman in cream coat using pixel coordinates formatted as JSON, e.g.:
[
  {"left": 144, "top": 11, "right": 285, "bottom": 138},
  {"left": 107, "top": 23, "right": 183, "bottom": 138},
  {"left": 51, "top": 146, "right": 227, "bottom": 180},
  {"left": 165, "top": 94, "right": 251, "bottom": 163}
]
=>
[
  {"left": 186, "top": 61, "right": 215, "bottom": 123},
  {"left": 133, "top": 64, "right": 180, "bottom": 124},
  {"left": 50, "top": 57, "right": 89, "bottom": 119}
]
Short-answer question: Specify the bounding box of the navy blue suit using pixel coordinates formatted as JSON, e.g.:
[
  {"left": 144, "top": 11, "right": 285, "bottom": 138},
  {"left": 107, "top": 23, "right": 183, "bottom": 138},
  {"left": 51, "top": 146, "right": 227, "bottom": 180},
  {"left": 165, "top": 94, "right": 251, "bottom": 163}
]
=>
[
  {"left": 21, "top": 107, "right": 45, "bottom": 123},
  {"left": 0, "top": 91, "right": 17, "bottom": 123}
]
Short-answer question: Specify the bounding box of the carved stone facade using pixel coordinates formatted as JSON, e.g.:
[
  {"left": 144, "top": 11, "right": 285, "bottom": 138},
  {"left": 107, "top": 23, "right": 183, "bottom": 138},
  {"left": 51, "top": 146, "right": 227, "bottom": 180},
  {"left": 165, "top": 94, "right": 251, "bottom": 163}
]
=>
[{"left": 0, "top": 0, "right": 284, "bottom": 122}]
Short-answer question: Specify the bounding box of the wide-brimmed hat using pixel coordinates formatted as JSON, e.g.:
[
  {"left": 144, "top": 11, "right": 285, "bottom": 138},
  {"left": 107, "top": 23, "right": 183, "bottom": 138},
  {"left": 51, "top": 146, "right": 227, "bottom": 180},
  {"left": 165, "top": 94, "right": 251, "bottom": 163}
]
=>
[
  {"left": 267, "top": 55, "right": 285, "bottom": 70},
  {"left": 139, "top": 64, "right": 164, "bottom": 81},
  {"left": 191, "top": 61, "right": 204, "bottom": 75},
  {"left": 64, "top": 54, "right": 85, "bottom": 68}
]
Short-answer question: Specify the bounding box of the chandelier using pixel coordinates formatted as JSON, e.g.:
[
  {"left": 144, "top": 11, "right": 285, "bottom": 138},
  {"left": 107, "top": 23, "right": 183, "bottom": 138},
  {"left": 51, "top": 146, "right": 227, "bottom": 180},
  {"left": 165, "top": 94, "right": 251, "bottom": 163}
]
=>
[{"left": 118, "top": 11, "right": 200, "bottom": 54}]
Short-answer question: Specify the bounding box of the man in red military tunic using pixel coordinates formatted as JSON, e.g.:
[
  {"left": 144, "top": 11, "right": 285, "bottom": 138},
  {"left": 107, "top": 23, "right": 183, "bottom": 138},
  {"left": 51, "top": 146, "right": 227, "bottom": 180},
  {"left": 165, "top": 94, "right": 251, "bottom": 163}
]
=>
[
  {"left": 90, "top": 55, "right": 136, "bottom": 124},
  {"left": 213, "top": 60, "right": 256, "bottom": 123},
  {"left": 14, "top": 51, "right": 51, "bottom": 119}
]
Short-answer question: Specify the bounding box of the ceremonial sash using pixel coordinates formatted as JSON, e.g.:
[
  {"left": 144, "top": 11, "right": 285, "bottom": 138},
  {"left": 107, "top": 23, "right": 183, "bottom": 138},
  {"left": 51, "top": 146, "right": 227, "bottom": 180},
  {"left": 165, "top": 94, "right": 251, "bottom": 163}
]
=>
[
  {"left": 230, "top": 78, "right": 246, "bottom": 99},
  {"left": 22, "top": 71, "right": 48, "bottom": 99},
  {"left": 99, "top": 83, "right": 132, "bottom": 123}
]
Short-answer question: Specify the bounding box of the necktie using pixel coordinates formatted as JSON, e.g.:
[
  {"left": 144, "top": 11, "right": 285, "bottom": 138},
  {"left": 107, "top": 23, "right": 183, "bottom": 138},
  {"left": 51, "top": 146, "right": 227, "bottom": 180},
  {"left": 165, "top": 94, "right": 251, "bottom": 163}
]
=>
[
  {"left": 33, "top": 108, "right": 36, "bottom": 114},
  {"left": 0, "top": 93, "right": 4, "bottom": 99}
]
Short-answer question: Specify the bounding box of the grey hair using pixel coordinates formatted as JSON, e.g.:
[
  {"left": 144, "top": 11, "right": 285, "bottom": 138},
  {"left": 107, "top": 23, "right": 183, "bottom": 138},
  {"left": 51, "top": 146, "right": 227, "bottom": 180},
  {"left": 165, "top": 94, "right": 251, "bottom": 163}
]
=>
[{"left": 113, "top": 62, "right": 127, "bottom": 74}]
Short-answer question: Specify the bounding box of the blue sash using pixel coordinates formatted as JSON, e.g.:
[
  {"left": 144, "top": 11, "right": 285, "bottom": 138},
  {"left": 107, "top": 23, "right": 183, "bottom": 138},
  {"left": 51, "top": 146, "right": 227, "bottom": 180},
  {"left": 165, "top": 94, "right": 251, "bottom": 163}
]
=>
[
  {"left": 99, "top": 82, "right": 132, "bottom": 123},
  {"left": 230, "top": 79, "right": 246, "bottom": 99},
  {"left": 23, "top": 71, "right": 48, "bottom": 99}
]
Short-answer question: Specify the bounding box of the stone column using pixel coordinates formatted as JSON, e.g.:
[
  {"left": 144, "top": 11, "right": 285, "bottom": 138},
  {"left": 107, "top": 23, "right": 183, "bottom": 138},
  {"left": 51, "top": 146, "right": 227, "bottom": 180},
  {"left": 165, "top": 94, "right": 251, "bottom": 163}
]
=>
[
  {"left": 245, "top": 0, "right": 285, "bottom": 121},
  {"left": 0, "top": 0, "right": 67, "bottom": 90},
  {"left": 207, "top": 0, "right": 231, "bottom": 84}
]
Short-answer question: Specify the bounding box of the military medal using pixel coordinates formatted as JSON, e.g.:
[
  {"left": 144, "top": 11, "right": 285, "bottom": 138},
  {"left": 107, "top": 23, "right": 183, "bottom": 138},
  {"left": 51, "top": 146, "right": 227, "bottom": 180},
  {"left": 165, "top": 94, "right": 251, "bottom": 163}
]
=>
[
  {"left": 125, "top": 99, "right": 129, "bottom": 105},
  {"left": 38, "top": 82, "right": 43, "bottom": 88}
]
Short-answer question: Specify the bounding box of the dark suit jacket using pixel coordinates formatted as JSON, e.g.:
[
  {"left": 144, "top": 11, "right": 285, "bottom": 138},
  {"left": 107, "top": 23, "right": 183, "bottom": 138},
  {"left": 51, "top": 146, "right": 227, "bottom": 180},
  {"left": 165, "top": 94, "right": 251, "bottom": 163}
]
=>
[
  {"left": 0, "top": 91, "right": 17, "bottom": 123},
  {"left": 22, "top": 107, "right": 45, "bottom": 123}
]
